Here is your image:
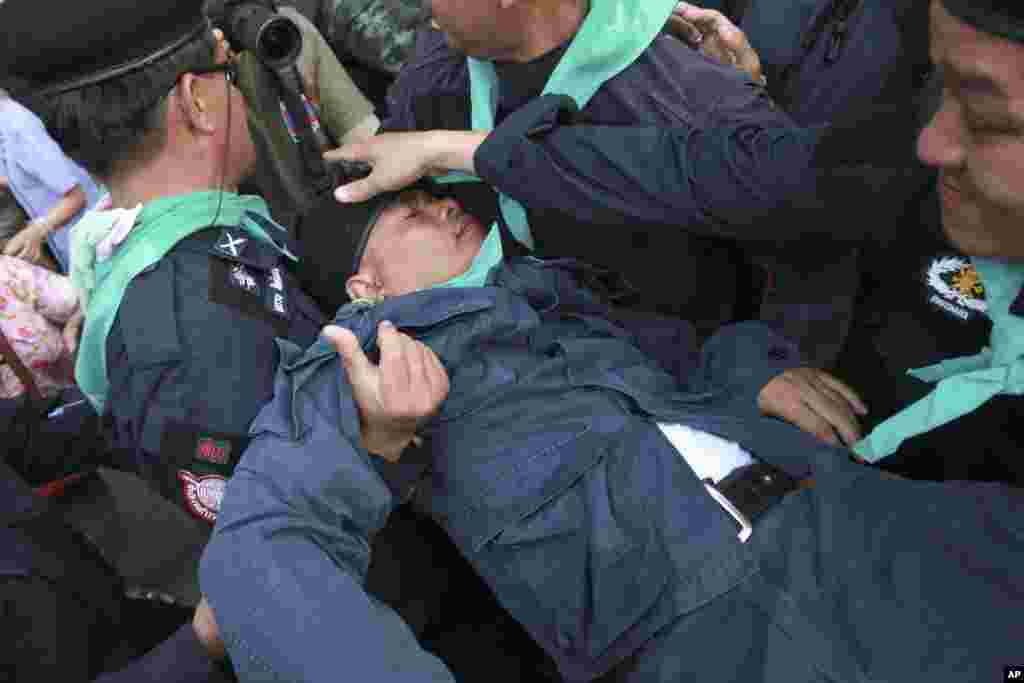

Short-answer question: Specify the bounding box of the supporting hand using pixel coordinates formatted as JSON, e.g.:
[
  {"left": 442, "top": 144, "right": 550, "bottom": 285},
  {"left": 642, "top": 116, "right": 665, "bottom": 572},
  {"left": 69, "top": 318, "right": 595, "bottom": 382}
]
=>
[
  {"left": 2, "top": 221, "right": 49, "bottom": 265},
  {"left": 193, "top": 597, "right": 226, "bottom": 662},
  {"left": 758, "top": 367, "right": 868, "bottom": 447},
  {"left": 666, "top": 3, "right": 765, "bottom": 84},
  {"left": 324, "top": 321, "right": 450, "bottom": 461},
  {"left": 327, "top": 130, "right": 487, "bottom": 203}
]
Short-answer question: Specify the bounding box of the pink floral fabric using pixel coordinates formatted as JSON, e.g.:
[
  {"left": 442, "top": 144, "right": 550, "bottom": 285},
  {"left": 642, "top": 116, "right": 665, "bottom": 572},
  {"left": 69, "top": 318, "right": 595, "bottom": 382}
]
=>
[{"left": 0, "top": 255, "right": 78, "bottom": 399}]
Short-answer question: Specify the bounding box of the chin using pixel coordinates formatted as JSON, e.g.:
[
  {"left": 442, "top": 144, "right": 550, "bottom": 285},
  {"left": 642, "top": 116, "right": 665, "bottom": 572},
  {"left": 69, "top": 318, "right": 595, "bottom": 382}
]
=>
[{"left": 942, "top": 217, "right": 1024, "bottom": 260}]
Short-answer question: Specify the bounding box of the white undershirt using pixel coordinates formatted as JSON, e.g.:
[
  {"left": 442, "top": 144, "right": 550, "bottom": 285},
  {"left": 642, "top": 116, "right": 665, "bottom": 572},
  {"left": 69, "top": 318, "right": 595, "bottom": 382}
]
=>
[{"left": 656, "top": 423, "right": 755, "bottom": 484}]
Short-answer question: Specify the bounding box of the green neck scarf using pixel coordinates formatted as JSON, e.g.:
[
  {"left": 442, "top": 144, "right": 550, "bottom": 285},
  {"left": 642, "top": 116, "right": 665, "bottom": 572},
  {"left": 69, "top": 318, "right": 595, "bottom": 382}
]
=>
[
  {"left": 854, "top": 257, "right": 1024, "bottom": 462},
  {"left": 430, "top": 225, "right": 504, "bottom": 290},
  {"left": 75, "top": 191, "right": 289, "bottom": 413},
  {"left": 436, "top": 0, "right": 678, "bottom": 248}
]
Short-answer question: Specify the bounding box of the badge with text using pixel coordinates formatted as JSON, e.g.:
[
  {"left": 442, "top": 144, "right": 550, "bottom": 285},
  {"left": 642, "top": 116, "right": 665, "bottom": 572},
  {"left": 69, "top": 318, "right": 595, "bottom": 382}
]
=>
[
  {"left": 265, "top": 287, "right": 289, "bottom": 319},
  {"left": 195, "top": 436, "right": 233, "bottom": 465},
  {"left": 924, "top": 255, "right": 987, "bottom": 322},
  {"left": 267, "top": 266, "right": 285, "bottom": 292},
  {"left": 177, "top": 470, "right": 227, "bottom": 524},
  {"left": 229, "top": 264, "right": 262, "bottom": 296},
  {"left": 1006, "top": 667, "right": 1023, "bottom": 681}
]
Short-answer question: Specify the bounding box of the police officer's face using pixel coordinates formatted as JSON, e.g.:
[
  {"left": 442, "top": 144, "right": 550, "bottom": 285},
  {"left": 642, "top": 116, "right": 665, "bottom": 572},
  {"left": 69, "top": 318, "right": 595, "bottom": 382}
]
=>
[
  {"left": 917, "top": 1, "right": 1024, "bottom": 259},
  {"left": 355, "top": 190, "right": 487, "bottom": 297}
]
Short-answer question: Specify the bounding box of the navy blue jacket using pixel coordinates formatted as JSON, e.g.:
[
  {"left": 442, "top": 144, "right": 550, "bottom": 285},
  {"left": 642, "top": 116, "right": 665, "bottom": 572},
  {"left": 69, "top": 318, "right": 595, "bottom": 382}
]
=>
[
  {"left": 104, "top": 224, "right": 324, "bottom": 530},
  {"left": 201, "top": 255, "right": 813, "bottom": 682},
  {"left": 382, "top": 28, "right": 801, "bottom": 338},
  {"left": 385, "top": 28, "right": 931, "bottom": 362}
]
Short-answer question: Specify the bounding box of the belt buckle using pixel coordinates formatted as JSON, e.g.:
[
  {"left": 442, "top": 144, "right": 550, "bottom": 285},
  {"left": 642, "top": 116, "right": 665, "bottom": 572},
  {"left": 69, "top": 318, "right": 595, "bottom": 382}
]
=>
[{"left": 703, "top": 481, "right": 753, "bottom": 544}]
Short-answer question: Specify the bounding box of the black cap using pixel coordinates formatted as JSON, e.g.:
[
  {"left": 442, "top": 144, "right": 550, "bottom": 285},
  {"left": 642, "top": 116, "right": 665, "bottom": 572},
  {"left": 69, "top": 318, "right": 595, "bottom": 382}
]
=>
[
  {"left": 296, "top": 191, "right": 398, "bottom": 312},
  {"left": 297, "top": 179, "right": 450, "bottom": 312},
  {"left": 941, "top": 0, "right": 1024, "bottom": 44},
  {"left": 0, "top": 0, "right": 209, "bottom": 96}
]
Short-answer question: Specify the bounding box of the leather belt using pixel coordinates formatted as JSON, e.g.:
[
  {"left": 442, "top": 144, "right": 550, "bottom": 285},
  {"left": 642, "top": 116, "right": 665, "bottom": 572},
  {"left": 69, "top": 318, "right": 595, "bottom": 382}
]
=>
[{"left": 704, "top": 462, "right": 814, "bottom": 543}]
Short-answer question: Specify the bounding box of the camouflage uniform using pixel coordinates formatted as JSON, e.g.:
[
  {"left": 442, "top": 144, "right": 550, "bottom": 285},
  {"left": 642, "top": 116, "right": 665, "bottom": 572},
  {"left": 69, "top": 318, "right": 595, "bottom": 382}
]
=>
[{"left": 320, "top": 0, "right": 430, "bottom": 74}]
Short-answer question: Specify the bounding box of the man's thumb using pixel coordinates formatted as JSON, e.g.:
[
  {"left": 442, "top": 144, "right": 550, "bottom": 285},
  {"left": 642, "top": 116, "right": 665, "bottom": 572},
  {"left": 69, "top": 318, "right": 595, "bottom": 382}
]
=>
[{"left": 324, "top": 325, "right": 371, "bottom": 378}]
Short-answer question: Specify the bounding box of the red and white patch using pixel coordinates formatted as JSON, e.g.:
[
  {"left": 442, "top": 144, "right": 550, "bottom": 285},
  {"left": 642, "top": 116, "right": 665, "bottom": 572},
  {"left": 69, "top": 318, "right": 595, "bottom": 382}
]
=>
[
  {"left": 177, "top": 470, "right": 227, "bottom": 524},
  {"left": 195, "top": 437, "right": 232, "bottom": 465}
]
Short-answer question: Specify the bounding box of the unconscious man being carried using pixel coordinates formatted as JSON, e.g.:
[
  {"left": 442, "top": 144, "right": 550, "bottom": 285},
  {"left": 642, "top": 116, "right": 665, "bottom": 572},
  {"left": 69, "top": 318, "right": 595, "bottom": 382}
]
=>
[{"left": 201, "top": 184, "right": 1021, "bottom": 683}]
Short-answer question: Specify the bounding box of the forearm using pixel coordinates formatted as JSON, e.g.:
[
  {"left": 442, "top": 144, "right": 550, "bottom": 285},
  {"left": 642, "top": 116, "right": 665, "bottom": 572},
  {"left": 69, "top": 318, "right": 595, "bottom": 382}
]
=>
[
  {"left": 473, "top": 97, "right": 833, "bottom": 242},
  {"left": 202, "top": 428, "right": 454, "bottom": 682},
  {"left": 33, "top": 186, "right": 86, "bottom": 235},
  {"left": 426, "top": 130, "right": 487, "bottom": 175}
]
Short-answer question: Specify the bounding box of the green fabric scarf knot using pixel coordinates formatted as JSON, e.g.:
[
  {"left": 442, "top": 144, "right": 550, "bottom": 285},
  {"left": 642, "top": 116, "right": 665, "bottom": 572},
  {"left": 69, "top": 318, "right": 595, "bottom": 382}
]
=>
[{"left": 854, "top": 257, "right": 1024, "bottom": 462}]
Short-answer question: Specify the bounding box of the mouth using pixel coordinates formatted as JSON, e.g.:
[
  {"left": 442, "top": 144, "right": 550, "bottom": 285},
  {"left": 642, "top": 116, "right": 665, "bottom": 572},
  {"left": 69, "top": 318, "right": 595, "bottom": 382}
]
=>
[{"left": 939, "top": 175, "right": 965, "bottom": 210}]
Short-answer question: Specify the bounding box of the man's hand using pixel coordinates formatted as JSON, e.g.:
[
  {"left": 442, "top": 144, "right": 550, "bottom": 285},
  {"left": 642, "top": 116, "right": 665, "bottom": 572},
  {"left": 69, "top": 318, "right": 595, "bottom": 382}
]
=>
[
  {"left": 666, "top": 3, "right": 764, "bottom": 84},
  {"left": 758, "top": 368, "right": 868, "bottom": 447},
  {"left": 327, "top": 130, "right": 486, "bottom": 204},
  {"left": 63, "top": 309, "right": 84, "bottom": 358},
  {"left": 192, "top": 597, "right": 226, "bottom": 662},
  {"left": 2, "top": 221, "right": 49, "bottom": 265},
  {"left": 324, "top": 321, "right": 450, "bottom": 461}
]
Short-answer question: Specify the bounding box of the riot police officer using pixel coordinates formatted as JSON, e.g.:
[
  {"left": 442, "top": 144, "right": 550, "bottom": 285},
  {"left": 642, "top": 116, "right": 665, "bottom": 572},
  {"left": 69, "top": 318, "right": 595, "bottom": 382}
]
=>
[{"left": 0, "top": 0, "right": 325, "bottom": 595}]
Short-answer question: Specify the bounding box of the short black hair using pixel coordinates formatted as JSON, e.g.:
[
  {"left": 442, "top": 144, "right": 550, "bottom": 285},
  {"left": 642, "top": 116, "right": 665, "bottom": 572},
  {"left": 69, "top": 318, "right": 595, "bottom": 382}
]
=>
[{"left": 25, "top": 31, "right": 218, "bottom": 179}]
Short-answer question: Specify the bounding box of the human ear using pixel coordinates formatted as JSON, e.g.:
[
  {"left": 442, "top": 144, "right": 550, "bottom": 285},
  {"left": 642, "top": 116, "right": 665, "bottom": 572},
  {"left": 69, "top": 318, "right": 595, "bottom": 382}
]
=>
[
  {"left": 176, "top": 73, "right": 217, "bottom": 135},
  {"left": 346, "top": 271, "right": 383, "bottom": 302}
]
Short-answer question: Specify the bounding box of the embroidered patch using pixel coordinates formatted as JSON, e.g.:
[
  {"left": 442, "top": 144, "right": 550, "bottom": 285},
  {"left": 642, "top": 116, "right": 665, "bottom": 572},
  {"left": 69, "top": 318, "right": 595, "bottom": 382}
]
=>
[
  {"left": 208, "top": 257, "right": 289, "bottom": 335},
  {"left": 925, "top": 256, "right": 987, "bottom": 321},
  {"left": 216, "top": 231, "right": 248, "bottom": 258},
  {"left": 177, "top": 471, "right": 227, "bottom": 524},
  {"left": 266, "top": 288, "right": 289, "bottom": 319},
  {"left": 229, "top": 264, "right": 261, "bottom": 295},
  {"left": 267, "top": 266, "right": 285, "bottom": 292},
  {"left": 195, "top": 437, "right": 232, "bottom": 465}
]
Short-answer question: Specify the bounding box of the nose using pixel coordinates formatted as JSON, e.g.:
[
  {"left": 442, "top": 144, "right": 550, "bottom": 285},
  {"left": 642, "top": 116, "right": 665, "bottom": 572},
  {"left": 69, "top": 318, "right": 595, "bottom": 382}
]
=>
[{"left": 917, "top": 95, "right": 966, "bottom": 171}]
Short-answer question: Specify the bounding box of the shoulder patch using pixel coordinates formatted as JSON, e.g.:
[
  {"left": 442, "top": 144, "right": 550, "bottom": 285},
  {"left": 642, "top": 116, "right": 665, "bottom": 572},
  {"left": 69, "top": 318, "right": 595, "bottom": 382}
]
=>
[
  {"left": 178, "top": 470, "right": 227, "bottom": 524},
  {"left": 195, "top": 436, "right": 233, "bottom": 465},
  {"left": 924, "top": 256, "right": 987, "bottom": 322},
  {"left": 229, "top": 263, "right": 263, "bottom": 295},
  {"left": 208, "top": 257, "right": 289, "bottom": 335}
]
